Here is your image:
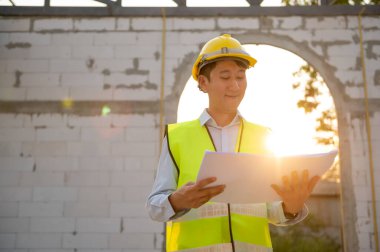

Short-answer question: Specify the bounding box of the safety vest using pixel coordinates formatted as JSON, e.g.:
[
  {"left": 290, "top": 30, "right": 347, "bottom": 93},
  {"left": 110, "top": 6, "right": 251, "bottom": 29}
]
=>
[{"left": 166, "top": 118, "right": 273, "bottom": 252}]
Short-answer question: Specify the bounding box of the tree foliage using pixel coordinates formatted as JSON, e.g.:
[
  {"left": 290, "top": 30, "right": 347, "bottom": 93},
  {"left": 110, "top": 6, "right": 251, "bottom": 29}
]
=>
[
  {"left": 292, "top": 63, "right": 339, "bottom": 181},
  {"left": 292, "top": 63, "right": 338, "bottom": 147},
  {"left": 270, "top": 214, "right": 341, "bottom": 252},
  {"left": 282, "top": 0, "right": 379, "bottom": 5}
]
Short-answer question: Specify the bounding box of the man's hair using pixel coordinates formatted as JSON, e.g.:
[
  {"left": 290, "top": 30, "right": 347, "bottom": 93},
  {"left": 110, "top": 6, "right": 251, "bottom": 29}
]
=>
[{"left": 198, "top": 59, "right": 248, "bottom": 91}]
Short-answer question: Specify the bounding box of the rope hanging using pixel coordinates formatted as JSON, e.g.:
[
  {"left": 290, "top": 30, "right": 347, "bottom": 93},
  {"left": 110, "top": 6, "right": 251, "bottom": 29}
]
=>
[{"left": 358, "top": 7, "right": 379, "bottom": 252}]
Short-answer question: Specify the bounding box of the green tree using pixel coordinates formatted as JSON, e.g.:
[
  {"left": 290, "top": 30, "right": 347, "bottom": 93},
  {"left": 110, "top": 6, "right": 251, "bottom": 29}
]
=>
[
  {"left": 292, "top": 63, "right": 339, "bottom": 181},
  {"left": 271, "top": 214, "right": 341, "bottom": 252},
  {"left": 292, "top": 64, "right": 338, "bottom": 147}
]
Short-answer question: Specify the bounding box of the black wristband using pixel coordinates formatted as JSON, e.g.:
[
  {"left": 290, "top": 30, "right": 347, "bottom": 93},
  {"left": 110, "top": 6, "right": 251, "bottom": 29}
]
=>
[
  {"left": 284, "top": 211, "right": 298, "bottom": 219},
  {"left": 282, "top": 202, "right": 299, "bottom": 219}
]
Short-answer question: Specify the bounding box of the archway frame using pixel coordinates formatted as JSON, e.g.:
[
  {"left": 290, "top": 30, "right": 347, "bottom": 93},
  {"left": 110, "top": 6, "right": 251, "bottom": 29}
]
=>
[{"left": 165, "top": 31, "right": 357, "bottom": 251}]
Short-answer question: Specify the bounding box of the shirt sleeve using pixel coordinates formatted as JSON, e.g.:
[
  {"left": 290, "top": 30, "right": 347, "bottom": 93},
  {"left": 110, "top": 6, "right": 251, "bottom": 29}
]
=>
[
  {"left": 146, "top": 136, "right": 189, "bottom": 222},
  {"left": 267, "top": 201, "right": 309, "bottom": 226}
]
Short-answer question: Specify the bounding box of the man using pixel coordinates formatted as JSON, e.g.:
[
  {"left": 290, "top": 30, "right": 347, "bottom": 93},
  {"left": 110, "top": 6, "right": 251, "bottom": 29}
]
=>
[{"left": 147, "top": 34, "right": 320, "bottom": 252}]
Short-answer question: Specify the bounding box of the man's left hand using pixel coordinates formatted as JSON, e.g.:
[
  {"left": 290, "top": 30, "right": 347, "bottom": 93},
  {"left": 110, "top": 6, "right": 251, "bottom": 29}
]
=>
[{"left": 271, "top": 169, "right": 320, "bottom": 214}]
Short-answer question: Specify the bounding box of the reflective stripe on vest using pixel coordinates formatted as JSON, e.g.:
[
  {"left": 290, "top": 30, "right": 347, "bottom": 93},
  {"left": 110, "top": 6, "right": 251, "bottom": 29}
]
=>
[
  {"left": 166, "top": 119, "right": 272, "bottom": 252},
  {"left": 167, "top": 242, "right": 272, "bottom": 252}
]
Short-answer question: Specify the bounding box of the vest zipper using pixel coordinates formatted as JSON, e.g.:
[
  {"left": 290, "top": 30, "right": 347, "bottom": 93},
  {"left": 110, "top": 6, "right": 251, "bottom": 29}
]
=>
[
  {"left": 205, "top": 119, "right": 243, "bottom": 252},
  {"left": 227, "top": 203, "right": 235, "bottom": 252}
]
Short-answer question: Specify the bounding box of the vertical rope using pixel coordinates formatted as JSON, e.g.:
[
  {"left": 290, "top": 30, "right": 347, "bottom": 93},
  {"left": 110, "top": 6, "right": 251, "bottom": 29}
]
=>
[
  {"left": 160, "top": 8, "right": 167, "bottom": 252},
  {"left": 159, "top": 8, "right": 167, "bottom": 153},
  {"left": 358, "top": 7, "right": 379, "bottom": 252}
]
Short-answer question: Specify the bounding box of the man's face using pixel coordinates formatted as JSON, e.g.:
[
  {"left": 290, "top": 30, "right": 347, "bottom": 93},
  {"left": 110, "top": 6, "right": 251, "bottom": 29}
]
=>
[{"left": 199, "top": 60, "right": 247, "bottom": 114}]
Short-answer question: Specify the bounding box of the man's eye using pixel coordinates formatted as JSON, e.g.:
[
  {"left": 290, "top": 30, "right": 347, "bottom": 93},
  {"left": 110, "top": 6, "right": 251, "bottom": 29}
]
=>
[{"left": 221, "top": 76, "right": 230, "bottom": 80}]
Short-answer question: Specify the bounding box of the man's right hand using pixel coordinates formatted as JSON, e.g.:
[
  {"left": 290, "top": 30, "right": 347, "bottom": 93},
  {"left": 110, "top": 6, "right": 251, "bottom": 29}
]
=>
[{"left": 168, "top": 177, "right": 225, "bottom": 213}]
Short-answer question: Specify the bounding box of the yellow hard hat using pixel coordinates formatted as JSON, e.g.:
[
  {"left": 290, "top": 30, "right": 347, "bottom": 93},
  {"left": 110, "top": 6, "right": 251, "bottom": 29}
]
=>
[{"left": 192, "top": 34, "right": 257, "bottom": 81}]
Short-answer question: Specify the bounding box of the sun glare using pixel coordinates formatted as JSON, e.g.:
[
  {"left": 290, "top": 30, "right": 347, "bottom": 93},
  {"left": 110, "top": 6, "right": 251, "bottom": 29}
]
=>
[{"left": 178, "top": 44, "right": 336, "bottom": 156}]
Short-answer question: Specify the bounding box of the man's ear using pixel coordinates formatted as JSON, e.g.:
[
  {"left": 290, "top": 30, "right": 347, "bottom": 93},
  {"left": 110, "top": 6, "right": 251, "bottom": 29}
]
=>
[{"left": 198, "top": 75, "right": 208, "bottom": 93}]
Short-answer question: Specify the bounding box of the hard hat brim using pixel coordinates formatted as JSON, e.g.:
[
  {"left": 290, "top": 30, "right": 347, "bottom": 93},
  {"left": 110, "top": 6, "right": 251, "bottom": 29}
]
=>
[{"left": 193, "top": 54, "right": 257, "bottom": 81}]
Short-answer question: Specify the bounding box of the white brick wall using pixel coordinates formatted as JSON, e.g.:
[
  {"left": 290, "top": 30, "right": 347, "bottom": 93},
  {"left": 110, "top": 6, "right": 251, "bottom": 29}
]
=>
[
  {"left": 63, "top": 202, "right": 109, "bottom": 217},
  {"left": 30, "top": 217, "right": 75, "bottom": 232},
  {"left": 95, "top": 32, "right": 137, "bottom": 45},
  {"left": 0, "top": 187, "right": 32, "bottom": 201},
  {"left": 0, "top": 218, "right": 29, "bottom": 232},
  {"left": 114, "top": 45, "right": 159, "bottom": 59},
  {"left": 8, "top": 32, "right": 51, "bottom": 46},
  {"left": 61, "top": 73, "right": 104, "bottom": 87},
  {"left": 67, "top": 142, "right": 111, "bottom": 156},
  {"left": 217, "top": 18, "right": 260, "bottom": 30},
  {"left": 0, "top": 15, "right": 379, "bottom": 252},
  {"left": 17, "top": 233, "right": 61, "bottom": 249},
  {"left": 21, "top": 142, "right": 67, "bottom": 157},
  {"left": 116, "top": 18, "right": 130, "bottom": 31},
  {"left": 6, "top": 59, "right": 50, "bottom": 73},
  {"left": 19, "top": 202, "right": 63, "bottom": 217},
  {"left": 49, "top": 59, "right": 89, "bottom": 72},
  {"left": 327, "top": 56, "right": 357, "bottom": 70},
  {"left": 63, "top": 233, "right": 108, "bottom": 249},
  {"left": 79, "top": 157, "right": 123, "bottom": 171},
  {"left": 109, "top": 171, "right": 154, "bottom": 186},
  {"left": 33, "top": 187, "right": 77, "bottom": 201},
  {"left": 77, "top": 187, "right": 123, "bottom": 201},
  {"left": 34, "top": 18, "right": 74, "bottom": 31},
  {"left": 21, "top": 73, "right": 60, "bottom": 87},
  {"left": 65, "top": 171, "right": 109, "bottom": 186},
  {"left": 0, "top": 233, "right": 16, "bottom": 248},
  {"left": 0, "top": 142, "right": 21, "bottom": 156},
  {"left": 272, "top": 17, "right": 303, "bottom": 29},
  {"left": 0, "top": 157, "right": 34, "bottom": 171},
  {"left": 0, "top": 202, "right": 19, "bottom": 217},
  {"left": 76, "top": 218, "right": 120, "bottom": 233},
  {"left": 314, "top": 29, "right": 355, "bottom": 42},
  {"left": 0, "top": 171, "right": 21, "bottom": 186},
  {"left": 0, "top": 19, "right": 30, "bottom": 31},
  {"left": 26, "top": 87, "right": 69, "bottom": 100},
  {"left": 108, "top": 234, "right": 156, "bottom": 249},
  {"left": 0, "top": 87, "right": 27, "bottom": 100},
  {"left": 171, "top": 18, "right": 215, "bottom": 30},
  {"left": 305, "top": 16, "right": 346, "bottom": 29},
  {"left": 29, "top": 46, "right": 71, "bottom": 59},
  {"left": 110, "top": 203, "right": 146, "bottom": 217},
  {"left": 19, "top": 172, "right": 65, "bottom": 186},
  {"left": 0, "top": 114, "right": 25, "bottom": 127},
  {"left": 74, "top": 18, "right": 116, "bottom": 31},
  {"left": 131, "top": 18, "right": 164, "bottom": 31},
  {"left": 36, "top": 128, "right": 80, "bottom": 141},
  {"left": 68, "top": 115, "right": 111, "bottom": 127},
  {"left": 0, "top": 129, "right": 35, "bottom": 141}
]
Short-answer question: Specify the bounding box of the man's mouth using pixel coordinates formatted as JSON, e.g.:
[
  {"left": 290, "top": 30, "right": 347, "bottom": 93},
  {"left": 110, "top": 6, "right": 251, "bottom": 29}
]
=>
[{"left": 225, "top": 94, "right": 239, "bottom": 98}]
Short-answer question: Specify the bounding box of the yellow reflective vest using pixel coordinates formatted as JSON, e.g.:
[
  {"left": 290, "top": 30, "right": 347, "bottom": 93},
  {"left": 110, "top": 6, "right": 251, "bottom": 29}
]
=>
[{"left": 166, "top": 118, "right": 273, "bottom": 252}]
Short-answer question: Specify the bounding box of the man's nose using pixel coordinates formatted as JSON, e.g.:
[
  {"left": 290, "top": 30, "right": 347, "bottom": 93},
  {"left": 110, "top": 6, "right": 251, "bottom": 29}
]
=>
[{"left": 229, "top": 79, "right": 240, "bottom": 90}]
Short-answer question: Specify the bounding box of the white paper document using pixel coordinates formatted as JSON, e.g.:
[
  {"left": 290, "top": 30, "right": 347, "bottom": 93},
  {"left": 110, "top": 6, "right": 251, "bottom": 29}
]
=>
[{"left": 196, "top": 150, "right": 338, "bottom": 204}]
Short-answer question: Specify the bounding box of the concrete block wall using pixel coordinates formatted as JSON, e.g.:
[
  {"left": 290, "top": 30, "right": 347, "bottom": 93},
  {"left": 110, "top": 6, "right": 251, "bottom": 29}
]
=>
[{"left": 0, "top": 15, "right": 379, "bottom": 251}]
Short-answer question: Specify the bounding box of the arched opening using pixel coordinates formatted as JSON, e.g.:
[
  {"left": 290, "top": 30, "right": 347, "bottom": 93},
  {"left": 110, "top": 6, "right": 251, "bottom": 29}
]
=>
[
  {"left": 178, "top": 44, "right": 336, "bottom": 154},
  {"left": 177, "top": 45, "right": 342, "bottom": 251},
  {"left": 166, "top": 32, "right": 358, "bottom": 250}
]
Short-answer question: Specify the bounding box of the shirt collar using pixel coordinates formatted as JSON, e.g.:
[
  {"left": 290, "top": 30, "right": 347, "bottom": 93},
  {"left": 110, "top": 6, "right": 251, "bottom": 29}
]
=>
[{"left": 199, "top": 109, "right": 243, "bottom": 128}]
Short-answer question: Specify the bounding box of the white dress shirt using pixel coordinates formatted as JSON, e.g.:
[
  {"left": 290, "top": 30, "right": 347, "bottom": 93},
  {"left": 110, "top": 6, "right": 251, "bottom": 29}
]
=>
[{"left": 146, "top": 109, "right": 307, "bottom": 224}]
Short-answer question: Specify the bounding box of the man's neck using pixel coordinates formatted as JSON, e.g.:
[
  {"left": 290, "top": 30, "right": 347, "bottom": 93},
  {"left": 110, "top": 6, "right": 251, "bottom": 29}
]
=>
[{"left": 207, "top": 108, "right": 238, "bottom": 127}]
